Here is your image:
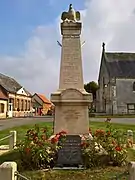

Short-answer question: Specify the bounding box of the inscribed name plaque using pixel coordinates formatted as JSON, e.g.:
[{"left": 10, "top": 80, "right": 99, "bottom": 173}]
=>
[{"left": 57, "top": 135, "right": 83, "bottom": 167}]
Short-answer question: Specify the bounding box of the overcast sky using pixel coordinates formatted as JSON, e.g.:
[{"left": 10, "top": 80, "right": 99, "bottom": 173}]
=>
[{"left": 0, "top": 0, "right": 135, "bottom": 98}]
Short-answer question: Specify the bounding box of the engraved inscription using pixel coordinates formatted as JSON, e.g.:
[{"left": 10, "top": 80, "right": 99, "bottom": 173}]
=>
[
  {"left": 63, "top": 109, "right": 81, "bottom": 120},
  {"left": 57, "top": 135, "right": 82, "bottom": 166}
]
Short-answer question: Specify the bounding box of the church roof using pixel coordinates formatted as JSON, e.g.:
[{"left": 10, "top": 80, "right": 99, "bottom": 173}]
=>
[
  {"left": 105, "top": 52, "right": 135, "bottom": 78},
  {"left": 0, "top": 73, "right": 31, "bottom": 95}
]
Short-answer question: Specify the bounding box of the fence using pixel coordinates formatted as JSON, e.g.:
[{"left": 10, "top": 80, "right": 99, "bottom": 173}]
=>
[
  {"left": 0, "top": 131, "right": 16, "bottom": 150},
  {"left": 15, "top": 171, "right": 31, "bottom": 180}
]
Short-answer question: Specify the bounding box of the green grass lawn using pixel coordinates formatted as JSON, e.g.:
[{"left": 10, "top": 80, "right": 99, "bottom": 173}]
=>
[
  {"left": 0, "top": 121, "right": 135, "bottom": 180},
  {"left": 0, "top": 150, "right": 131, "bottom": 180},
  {"left": 1, "top": 121, "right": 135, "bottom": 144}
]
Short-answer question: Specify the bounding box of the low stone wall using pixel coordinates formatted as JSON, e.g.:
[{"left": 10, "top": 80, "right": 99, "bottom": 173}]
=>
[
  {"left": 128, "top": 161, "right": 135, "bottom": 180},
  {"left": 0, "top": 162, "right": 31, "bottom": 180},
  {"left": 0, "top": 162, "right": 17, "bottom": 180}
]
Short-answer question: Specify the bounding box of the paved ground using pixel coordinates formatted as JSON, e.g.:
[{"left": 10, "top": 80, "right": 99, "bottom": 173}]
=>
[
  {"left": 0, "top": 116, "right": 135, "bottom": 131},
  {"left": 90, "top": 117, "right": 135, "bottom": 125},
  {"left": 0, "top": 116, "right": 53, "bottom": 131}
]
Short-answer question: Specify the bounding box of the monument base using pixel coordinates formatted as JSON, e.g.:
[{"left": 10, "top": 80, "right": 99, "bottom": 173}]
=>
[
  {"left": 51, "top": 88, "right": 92, "bottom": 135},
  {"left": 53, "top": 166, "right": 85, "bottom": 170}
]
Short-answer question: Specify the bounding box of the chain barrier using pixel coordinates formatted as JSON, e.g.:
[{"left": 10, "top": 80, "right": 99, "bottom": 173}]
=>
[{"left": 14, "top": 171, "right": 31, "bottom": 180}]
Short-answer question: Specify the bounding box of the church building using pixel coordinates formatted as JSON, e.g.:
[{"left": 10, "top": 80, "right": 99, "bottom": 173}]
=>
[{"left": 96, "top": 43, "right": 135, "bottom": 115}]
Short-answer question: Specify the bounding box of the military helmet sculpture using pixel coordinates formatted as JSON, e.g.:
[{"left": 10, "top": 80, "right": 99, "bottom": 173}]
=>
[{"left": 61, "top": 4, "right": 80, "bottom": 22}]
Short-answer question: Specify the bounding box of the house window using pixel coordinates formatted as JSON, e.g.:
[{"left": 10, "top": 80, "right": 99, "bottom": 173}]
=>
[
  {"left": 0, "top": 103, "right": 4, "bottom": 113},
  {"left": 133, "top": 82, "right": 135, "bottom": 91},
  {"left": 127, "top": 104, "right": 135, "bottom": 114},
  {"left": 21, "top": 99, "right": 24, "bottom": 111},
  {"left": 28, "top": 101, "right": 30, "bottom": 111},
  {"left": 17, "top": 99, "right": 20, "bottom": 111},
  {"left": 25, "top": 100, "right": 27, "bottom": 111}
]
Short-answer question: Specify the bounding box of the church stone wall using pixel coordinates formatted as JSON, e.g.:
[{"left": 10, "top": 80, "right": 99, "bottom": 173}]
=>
[
  {"left": 116, "top": 78, "right": 135, "bottom": 114},
  {"left": 96, "top": 58, "right": 110, "bottom": 113}
]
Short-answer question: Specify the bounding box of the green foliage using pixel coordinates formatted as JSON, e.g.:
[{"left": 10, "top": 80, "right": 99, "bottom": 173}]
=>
[
  {"left": 16, "top": 125, "right": 67, "bottom": 171},
  {"left": 84, "top": 81, "right": 99, "bottom": 99},
  {"left": 81, "top": 120, "right": 128, "bottom": 168},
  {"left": 16, "top": 125, "right": 58, "bottom": 170}
]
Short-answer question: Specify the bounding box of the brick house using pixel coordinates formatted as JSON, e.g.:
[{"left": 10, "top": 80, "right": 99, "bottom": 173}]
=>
[
  {"left": 32, "top": 93, "right": 53, "bottom": 116},
  {"left": 0, "top": 85, "right": 8, "bottom": 118},
  {"left": 96, "top": 43, "right": 135, "bottom": 115},
  {"left": 0, "top": 73, "right": 32, "bottom": 118}
]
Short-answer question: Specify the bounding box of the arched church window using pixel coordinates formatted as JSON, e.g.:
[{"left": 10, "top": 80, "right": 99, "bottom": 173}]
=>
[{"left": 133, "top": 82, "right": 135, "bottom": 91}]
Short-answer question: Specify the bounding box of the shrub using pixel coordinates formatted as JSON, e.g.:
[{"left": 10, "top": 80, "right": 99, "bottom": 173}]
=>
[
  {"left": 16, "top": 125, "right": 66, "bottom": 170},
  {"left": 81, "top": 120, "right": 127, "bottom": 168}
]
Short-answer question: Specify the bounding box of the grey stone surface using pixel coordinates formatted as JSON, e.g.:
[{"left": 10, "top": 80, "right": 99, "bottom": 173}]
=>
[{"left": 116, "top": 79, "right": 135, "bottom": 114}]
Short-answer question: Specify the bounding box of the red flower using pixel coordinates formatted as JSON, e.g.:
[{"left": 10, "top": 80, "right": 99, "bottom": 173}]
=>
[
  {"left": 107, "top": 131, "right": 111, "bottom": 136},
  {"left": 81, "top": 142, "right": 89, "bottom": 148},
  {"left": 51, "top": 136, "right": 58, "bottom": 144},
  {"left": 56, "top": 134, "right": 60, "bottom": 139},
  {"left": 58, "top": 130, "right": 67, "bottom": 136},
  {"left": 105, "top": 118, "right": 111, "bottom": 122},
  {"left": 81, "top": 142, "right": 86, "bottom": 147},
  {"left": 95, "top": 129, "right": 105, "bottom": 136},
  {"left": 115, "top": 146, "right": 122, "bottom": 151},
  {"left": 25, "top": 147, "right": 31, "bottom": 154},
  {"left": 59, "top": 130, "right": 67, "bottom": 134}
]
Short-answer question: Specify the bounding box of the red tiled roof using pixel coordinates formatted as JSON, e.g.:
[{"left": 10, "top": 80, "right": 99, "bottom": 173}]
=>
[{"left": 37, "top": 94, "right": 51, "bottom": 104}]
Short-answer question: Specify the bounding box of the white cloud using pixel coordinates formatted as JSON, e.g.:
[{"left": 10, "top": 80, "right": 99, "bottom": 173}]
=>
[
  {"left": 82, "top": 0, "right": 135, "bottom": 83},
  {"left": 0, "top": 0, "right": 135, "bottom": 98}
]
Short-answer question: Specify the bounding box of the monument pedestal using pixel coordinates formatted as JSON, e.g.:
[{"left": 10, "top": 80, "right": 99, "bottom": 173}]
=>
[{"left": 51, "top": 88, "right": 92, "bottom": 135}]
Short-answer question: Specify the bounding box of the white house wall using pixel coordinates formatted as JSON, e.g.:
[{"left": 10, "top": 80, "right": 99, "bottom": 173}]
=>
[{"left": 17, "top": 87, "right": 28, "bottom": 96}]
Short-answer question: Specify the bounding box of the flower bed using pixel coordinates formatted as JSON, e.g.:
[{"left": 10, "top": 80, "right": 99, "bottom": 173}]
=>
[
  {"left": 16, "top": 119, "right": 129, "bottom": 170},
  {"left": 81, "top": 120, "right": 128, "bottom": 168}
]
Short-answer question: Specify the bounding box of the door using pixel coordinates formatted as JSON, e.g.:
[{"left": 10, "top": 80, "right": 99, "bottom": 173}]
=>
[{"left": 8, "top": 103, "right": 13, "bottom": 117}]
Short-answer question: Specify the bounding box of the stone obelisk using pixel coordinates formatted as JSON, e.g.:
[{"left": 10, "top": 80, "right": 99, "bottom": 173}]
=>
[{"left": 51, "top": 4, "right": 92, "bottom": 135}]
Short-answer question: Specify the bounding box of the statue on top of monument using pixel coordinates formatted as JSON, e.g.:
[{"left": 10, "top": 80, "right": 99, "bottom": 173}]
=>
[{"left": 61, "top": 4, "right": 80, "bottom": 22}]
